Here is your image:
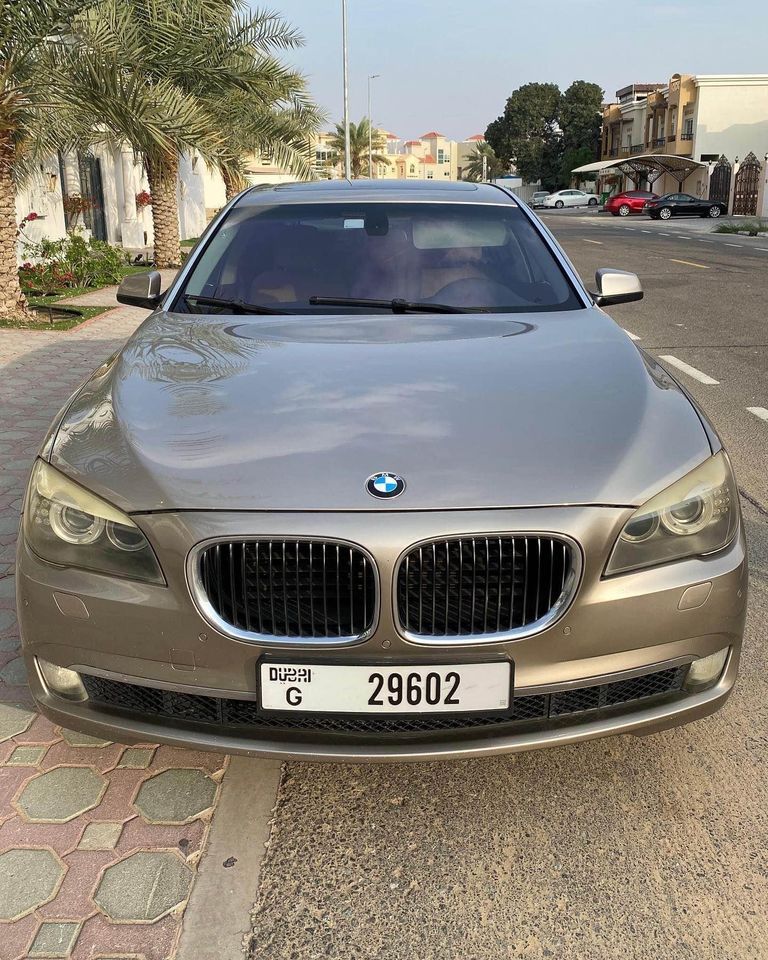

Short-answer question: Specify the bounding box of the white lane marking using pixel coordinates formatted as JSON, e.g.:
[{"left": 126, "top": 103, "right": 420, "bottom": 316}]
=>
[
  {"left": 641, "top": 229, "right": 652, "bottom": 233},
  {"left": 697, "top": 239, "right": 713, "bottom": 243},
  {"left": 756, "top": 248, "right": 768, "bottom": 252},
  {"left": 659, "top": 355, "right": 719, "bottom": 385},
  {"left": 675, "top": 235, "right": 688, "bottom": 239},
  {"left": 625, "top": 227, "right": 637, "bottom": 231},
  {"left": 747, "top": 407, "right": 768, "bottom": 422},
  {"left": 623, "top": 330, "right": 641, "bottom": 341},
  {"left": 660, "top": 232, "right": 672, "bottom": 236},
  {"left": 582, "top": 238, "right": 603, "bottom": 244},
  {"left": 724, "top": 243, "right": 743, "bottom": 247}
]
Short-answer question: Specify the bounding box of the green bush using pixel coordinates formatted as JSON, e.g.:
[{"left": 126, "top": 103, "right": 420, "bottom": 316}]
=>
[{"left": 20, "top": 235, "right": 129, "bottom": 291}]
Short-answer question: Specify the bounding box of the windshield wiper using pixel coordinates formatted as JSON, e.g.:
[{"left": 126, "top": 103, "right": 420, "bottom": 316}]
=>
[
  {"left": 183, "top": 294, "right": 287, "bottom": 315},
  {"left": 308, "top": 296, "right": 474, "bottom": 314}
]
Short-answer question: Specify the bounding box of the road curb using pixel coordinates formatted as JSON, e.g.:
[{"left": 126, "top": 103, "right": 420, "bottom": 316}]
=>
[{"left": 176, "top": 756, "right": 283, "bottom": 960}]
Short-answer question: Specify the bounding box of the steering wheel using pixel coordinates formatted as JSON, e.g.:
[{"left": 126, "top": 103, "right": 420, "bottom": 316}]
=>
[{"left": 429, "top": 278, "right": 528, "bottom": 309}]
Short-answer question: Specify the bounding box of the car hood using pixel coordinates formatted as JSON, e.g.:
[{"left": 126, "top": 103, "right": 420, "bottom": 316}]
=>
[{"left": 50, "top": 309, "right": 711, "bottom": 512}]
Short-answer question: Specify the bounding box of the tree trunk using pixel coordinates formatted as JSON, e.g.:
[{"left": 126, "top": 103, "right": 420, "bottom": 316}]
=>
[
  {"left": 146, "top": 152, "right": 181, "bottom": 268},
  {"left": 222, "top": 168, "right": 239, "bottom": 203},
  {"left": 0, "top": 137, "right": 28, "bottom": 322}
]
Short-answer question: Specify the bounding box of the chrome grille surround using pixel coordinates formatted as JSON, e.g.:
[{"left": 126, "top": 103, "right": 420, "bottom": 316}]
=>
[
  {"left": 188, "top": 538, "right": 379, "bottom": 646},
  {"left": 393, "top": 533, "right": 582, "bottom": 646}
]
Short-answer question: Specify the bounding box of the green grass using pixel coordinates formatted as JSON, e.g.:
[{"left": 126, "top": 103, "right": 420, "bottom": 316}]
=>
[
  {"left": 0, "top": 292, "right": 111, "bottom": 331},
  {"left": 714, "top": 220, "right": 768, "bottom": 235},
  {"left": 180, "top": 236, "right": 200, "bottom": 248}
]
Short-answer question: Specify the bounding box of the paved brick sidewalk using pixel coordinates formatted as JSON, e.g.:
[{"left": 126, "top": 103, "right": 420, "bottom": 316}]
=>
[{"left": 0, "top": 307, "right": 228, "bottom": 959}]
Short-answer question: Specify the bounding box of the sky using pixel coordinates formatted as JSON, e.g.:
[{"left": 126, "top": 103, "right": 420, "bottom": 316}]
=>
[{"left": 264, "top": 0, "right": 768, "bottom": 142}]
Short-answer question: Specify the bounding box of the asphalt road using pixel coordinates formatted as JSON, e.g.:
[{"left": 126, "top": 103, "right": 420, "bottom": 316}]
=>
[{"left": 247, "top": 216, "right": 768, "bottom": 960}]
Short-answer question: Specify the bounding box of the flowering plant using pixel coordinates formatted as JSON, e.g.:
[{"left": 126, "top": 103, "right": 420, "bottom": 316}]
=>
[
  {"left": 135, "top": 190, "right": 153, "bottom": 208},
  {"left": 17, "top": 211, "right": 40, "bottom": 236}
]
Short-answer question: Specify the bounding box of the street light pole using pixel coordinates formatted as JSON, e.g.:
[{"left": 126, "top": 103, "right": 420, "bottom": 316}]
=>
[
  {"left": 341, "top": 0, "right": 351, "bottom": 180},
  {"left": 368, "top": 73, "right": 380, "bottom": 179}
]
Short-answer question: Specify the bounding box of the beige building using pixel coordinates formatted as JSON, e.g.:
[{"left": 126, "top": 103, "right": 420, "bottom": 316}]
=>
[
  {"left": 599, "top": 73, "right": 768, "bottom": 204},
  {"left": 243, "top": 129, "right": 495, "bottom": 186}
]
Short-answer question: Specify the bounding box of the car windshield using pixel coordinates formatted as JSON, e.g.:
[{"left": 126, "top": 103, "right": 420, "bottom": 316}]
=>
[{"left": 175, "top": 201, "right": 582, "bottom": 314}]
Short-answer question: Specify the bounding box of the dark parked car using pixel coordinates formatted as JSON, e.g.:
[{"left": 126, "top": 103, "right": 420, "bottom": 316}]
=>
[
  {"left": 605, "top": 191, "right": 658, "bottom": 217},
  {"left": 645, "top": 193, "right": 727, "bottom": 220}
]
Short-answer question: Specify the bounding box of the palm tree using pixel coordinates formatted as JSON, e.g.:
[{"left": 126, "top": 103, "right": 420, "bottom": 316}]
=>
[
  {"left": 462, "top": 141, "right": 507, "bottom": 182},
  {"left": 0, "top": 0, "right": 94, "bottom": 321},
  {"left": 214, "top": 90, "right": 325, "bottom": 202},
  {"left": 327, "top": 118, "right": 390, "bottom": 179},
  {"left": 61, "top": 0, "right": 314, "bottom": 267}
]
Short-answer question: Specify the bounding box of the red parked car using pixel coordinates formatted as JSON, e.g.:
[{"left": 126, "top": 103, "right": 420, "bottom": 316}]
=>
[{"left": 605, "top": 191, "right": 658, "bottom": 217}]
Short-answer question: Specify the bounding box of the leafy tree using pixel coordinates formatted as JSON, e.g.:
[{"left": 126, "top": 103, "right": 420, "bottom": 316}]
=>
[
  {"left": 485, "top": 82, "right": 561, "bottom": 184},
  {"left": 485, "top": 79, "right": 604, "bottom": 188},
  {"left": 0, "top": 0, "right": 95, "bottom": 321},
  {"left": 61, "top": 0, "right": 314, "bottom": 267},
  {"left": 560, "top": 81, "right": 603, "bottom": 156},
  {"left": 560, "top": 146, "right": 597, "bottom": 188},
  {"left": 462, "top": 141, "right": 506, "bottom": 181},
  {"left": 327, "top": 118, "right": 390, "bottom": 179}
]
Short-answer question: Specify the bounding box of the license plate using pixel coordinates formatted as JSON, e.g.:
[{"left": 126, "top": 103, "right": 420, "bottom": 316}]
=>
[{"left": 259, "top": 662, "right": 511, "bottom": 714}]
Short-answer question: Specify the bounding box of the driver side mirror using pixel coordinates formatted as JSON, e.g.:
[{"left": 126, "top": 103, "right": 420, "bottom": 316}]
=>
[
  {"left": 591, "top": 268, "right": 643, "bottom": 307},
  {"left": 116, "top": 270, "right": 163, "bottom": 310}
]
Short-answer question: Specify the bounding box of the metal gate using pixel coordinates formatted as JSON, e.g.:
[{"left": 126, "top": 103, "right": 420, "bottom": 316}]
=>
[
  {"left": 708, "top": 155, "right": 732, "bottom": 206},
  {"left": 78, "top": 154, "right": 108, "bottom": 240},
  {"left": 733, "top": 152, "right": 761, "bottom": 216}
]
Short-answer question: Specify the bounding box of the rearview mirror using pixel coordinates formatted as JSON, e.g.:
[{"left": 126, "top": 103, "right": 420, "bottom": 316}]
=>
[
  {"left": 591, "top": 268, "right": 643, "bottom": 307},
  {"left": 116, "top": 271, "right": 163, "bottom": 309}
]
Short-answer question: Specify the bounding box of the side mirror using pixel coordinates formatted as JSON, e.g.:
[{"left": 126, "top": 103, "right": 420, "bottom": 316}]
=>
[
  {"left": 116, "top": 271, "right": 163, "bottom": 309},
  {"left": 591, "top": 268, "right": 643, "bottom": 307}
]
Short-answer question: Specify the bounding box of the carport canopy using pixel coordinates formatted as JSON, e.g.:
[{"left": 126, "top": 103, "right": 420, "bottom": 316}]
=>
[{"left": 572, "top": 154, "right": 708, "bottom": 188}]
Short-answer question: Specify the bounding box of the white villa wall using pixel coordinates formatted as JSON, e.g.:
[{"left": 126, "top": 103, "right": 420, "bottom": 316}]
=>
[{"left": 694, "top": 76, "right": 768, "bottom": 161}]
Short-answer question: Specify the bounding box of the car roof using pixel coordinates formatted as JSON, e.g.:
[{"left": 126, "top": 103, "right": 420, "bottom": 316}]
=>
[{"left": 236, "top": 179, "right": 521, "bottom": 207}]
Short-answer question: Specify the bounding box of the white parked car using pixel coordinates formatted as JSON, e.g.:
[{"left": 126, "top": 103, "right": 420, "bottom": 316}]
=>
[{"left": 542, "top": 189, "right": 599, "bottom": 209}]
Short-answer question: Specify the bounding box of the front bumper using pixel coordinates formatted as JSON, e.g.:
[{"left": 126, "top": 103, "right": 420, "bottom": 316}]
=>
[{"left": 18, "top": 506, "right": 748, "bottom": 762}]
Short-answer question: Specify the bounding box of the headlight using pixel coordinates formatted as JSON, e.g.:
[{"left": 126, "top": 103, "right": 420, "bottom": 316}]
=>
[
  {"left": 23, "top": 460, "right": 164, "bottom": 584},
  {"left": 605, "top": 452, "right": 739, "bottom": 576}
]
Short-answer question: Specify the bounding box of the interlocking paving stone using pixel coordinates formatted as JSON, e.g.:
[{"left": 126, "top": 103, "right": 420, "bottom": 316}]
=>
[
  {"left": 60, "top": 728, "right": 112, "bottom": 748},
  {"left": 117, "top": 746, "right": 156, "bottom": 768},
  {"left": 0, "top": 702, "right": 35, "bottom": 741},
  {"left": 0, "top": 655, "right": 27, "bottom": 685},
  {"left": 0, "top": 305, "right": 229, "bottom": 954},
  {"left": 7, "top": 744, "right": 46, "bottom": 765},
  {"left": 93, "top": 851, "right": 193, "bottom": 922},
  {"left": 134, "top": 768, "right": 218, "bottom": 824},
  {"left": 28, "top": 920, "right": 81, "bottom": 957},
  {"left": 78, "top": 821, "right": 123, "bottom": 850},
  {"left": 17, "top": 766, "right": 107, "bottom": 823},
  {"left": 0, "top": 848, "right": 65, "bottom": 920}
]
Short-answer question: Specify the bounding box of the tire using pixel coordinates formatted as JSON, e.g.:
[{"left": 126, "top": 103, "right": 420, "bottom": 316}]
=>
[
  {"left": 708, "top": 205, "right": 722, "bottom": 218},
  {"left": 555, "top": 200, "right": 564, "bottom": 209},
  {"left": 588, "top": 197, "right": 598, "bottom": 206},
  {"left": 618, "top": 204, "right": 631, "bottom": 217},
  {"left": 659, "top": 207, "right": 672, "bottom": 220}
]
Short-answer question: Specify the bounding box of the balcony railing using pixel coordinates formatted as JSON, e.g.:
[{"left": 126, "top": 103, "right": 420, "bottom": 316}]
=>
[
  {"left": 652, "top": 137, "right": 666, "bottom": 147},
  {"left": 667, "top": 134, "right": 676, "bottom": 143},
  {"left": 681, "top": 132, "right": 694, "bottom": 141},
  {"left": 608, "top": 148, "right": 619, "bottom": 158},
  {"left": 630, "top": 144, "right": 644, "bottom": 154}
]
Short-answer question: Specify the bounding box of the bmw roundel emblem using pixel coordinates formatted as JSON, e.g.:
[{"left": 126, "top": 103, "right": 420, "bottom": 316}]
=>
[{"left": 366, "top": 472, "right": 406, "bottom": 500}]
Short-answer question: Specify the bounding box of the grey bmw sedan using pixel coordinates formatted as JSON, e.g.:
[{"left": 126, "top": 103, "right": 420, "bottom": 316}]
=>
[{"left": 17, "top": 181, "right": 747, "bottom": 761}]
